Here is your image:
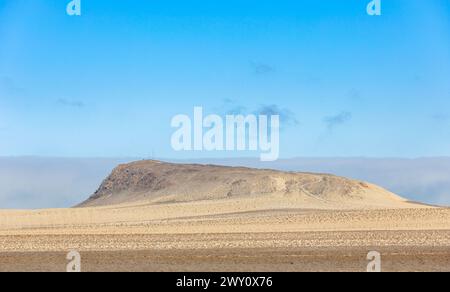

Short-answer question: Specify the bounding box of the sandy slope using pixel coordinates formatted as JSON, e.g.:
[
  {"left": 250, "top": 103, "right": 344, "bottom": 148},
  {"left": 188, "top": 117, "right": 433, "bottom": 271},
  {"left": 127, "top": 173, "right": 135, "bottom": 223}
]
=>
[
  {"left": 0, "top": 200, "right": 448, "bottom": 245},
  {"left": 0, "top": 195, "right": 439, "bottom": 234},
  {"left": 0, "top": 204, "right": 449, "bottom": 271}
]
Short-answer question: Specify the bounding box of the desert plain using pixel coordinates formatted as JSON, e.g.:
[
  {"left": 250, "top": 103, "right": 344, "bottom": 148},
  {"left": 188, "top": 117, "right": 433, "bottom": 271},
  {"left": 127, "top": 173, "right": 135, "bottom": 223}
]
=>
[{"left": 0, "top": 161, "right": 449, "bottom": 272}]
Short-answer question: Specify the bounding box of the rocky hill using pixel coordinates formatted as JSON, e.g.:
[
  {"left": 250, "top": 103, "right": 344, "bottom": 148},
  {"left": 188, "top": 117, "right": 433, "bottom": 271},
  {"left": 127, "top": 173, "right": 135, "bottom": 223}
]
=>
[{"left": 78, "top": 160, "right": 413, "bottom": 209}]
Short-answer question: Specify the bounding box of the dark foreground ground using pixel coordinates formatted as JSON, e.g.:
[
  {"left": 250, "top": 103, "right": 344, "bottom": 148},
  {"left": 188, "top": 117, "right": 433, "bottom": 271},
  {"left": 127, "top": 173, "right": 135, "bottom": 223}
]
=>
[{"left": 0, "top": 247, "right": 449, "bottom": 272}]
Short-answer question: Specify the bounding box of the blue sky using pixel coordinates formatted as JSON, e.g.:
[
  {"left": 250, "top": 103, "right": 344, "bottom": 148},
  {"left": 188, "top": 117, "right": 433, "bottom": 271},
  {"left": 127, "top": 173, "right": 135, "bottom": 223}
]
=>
[{"left": 0, "top": 0, "right": 449, "bottom": 159}]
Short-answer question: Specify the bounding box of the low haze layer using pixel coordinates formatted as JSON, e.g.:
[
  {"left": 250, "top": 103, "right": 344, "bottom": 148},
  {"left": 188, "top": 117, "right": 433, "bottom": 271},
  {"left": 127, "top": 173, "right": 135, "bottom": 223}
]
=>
[{"left": 1, "top": 157, "right": 450, "bottom": 209}]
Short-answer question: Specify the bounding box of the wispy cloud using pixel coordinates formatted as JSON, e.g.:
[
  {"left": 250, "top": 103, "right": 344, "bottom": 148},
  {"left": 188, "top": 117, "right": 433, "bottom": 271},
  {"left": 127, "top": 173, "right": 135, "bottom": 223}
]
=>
[
  {"left": 431, "top": 113, "right": 449, "bottom": 123},
  {"left": 254, "top": 104, "right": 299, "bottom": 126},
  {"left": 56, "top": 98, "right": 85, "bottom": 108},
  {"left": 348, "top": 88, "right": 362, "bottom": 101},
  {"left": 324, "top": 111, "right": 352, "bottom": 131},
  {"left": 215, "top": 100, "right": 299, "bottom": 128},
  {"left": 250, "top": 62, "right": 276, "bottom": 75},
  {"left": 220, "top": 98, "right": 248, "bottom": 115},
  {"left": 0, "top": 76, "right": 23, "bottom": 94}
]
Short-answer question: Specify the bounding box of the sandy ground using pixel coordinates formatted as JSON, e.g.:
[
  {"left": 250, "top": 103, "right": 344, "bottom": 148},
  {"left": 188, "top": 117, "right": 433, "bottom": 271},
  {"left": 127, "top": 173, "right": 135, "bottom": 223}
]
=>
[
  {"left": 1, "top": 243, "right": 449, "bottom": 272},
  {"left": 0, "top": 230, "right": 449, "bottom": 272},
  {"left": 0, "top": 197, "right": 449, "bottom": 272},
  {"left": 0, "top": 194, "right": 438, "bottom": 232}
]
